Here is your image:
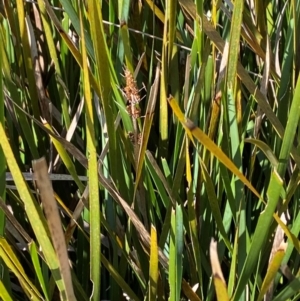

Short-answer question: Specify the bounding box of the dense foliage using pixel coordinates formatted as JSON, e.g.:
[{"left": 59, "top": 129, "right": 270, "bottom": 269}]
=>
[{"left": 0, "top": 0, "right": 299, "bottom": 300}]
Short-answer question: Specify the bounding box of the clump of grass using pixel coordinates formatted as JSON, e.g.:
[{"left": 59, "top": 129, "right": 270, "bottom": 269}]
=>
[{"left": 0, "top": 1, "right": 299, "bottom": 301}]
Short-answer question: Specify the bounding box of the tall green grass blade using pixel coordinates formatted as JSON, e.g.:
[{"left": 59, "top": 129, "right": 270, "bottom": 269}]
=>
[
  {"left": 79, "top": 3, "right": 101, "bottom": 300},
  {"left": 0, "top": 23, "right": 9, "bottom": 295},
  {"left": 277, "top": 75, "right": 300, "bottom": 177},
  {"left": 226, "top": 0, "right": 244, "bottom": 88},
  {"left": 29, "top": 241, "right": 50, "bottom": 301},
  {"left": 227, "top": 84, "right": 247, "bottom": 297},
  {"left": 88, "top": 0, "right": 120, "bottom": 183},
  {"left": 169, "top": 208, "right": 178, "bottom": 301},
  {"left": 175, "top": 203, "right": 183, "bottom": 300},
  {"left": 233, "top": 171, "right": 283, "bottom": 300}
]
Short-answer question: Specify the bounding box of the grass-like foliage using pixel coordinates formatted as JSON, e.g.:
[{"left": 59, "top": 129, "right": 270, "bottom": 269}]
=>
[{"left": 0, "top": 0, "right": 300, "bottom": 300}]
